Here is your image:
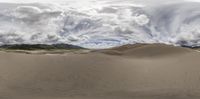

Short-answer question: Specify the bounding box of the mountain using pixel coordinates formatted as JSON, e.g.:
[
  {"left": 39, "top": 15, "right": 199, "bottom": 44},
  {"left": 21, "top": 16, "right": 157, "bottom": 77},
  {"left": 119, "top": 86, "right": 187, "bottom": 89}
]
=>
[{"left": 0, "top": 44, "right": 84, "bottom": 50}]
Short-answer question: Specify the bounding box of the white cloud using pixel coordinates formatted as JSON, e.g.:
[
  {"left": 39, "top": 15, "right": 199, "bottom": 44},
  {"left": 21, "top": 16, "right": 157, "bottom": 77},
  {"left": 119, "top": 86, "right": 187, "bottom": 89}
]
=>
[{"left": 0, "top": 0, "right": 188, "bottom": 3}]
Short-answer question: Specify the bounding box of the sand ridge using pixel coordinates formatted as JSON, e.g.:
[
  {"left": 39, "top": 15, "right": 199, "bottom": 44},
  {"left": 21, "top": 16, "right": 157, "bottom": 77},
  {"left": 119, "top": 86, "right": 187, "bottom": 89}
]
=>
[{"left": 96, "top": 44, "right": 192, "bottom": 58}]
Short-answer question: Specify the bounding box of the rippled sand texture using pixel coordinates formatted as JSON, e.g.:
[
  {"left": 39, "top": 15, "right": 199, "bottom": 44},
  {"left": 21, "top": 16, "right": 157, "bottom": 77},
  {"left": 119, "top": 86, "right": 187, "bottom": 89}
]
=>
[{"left": 0, "top": 44, "right": 200, "bottom": 99}]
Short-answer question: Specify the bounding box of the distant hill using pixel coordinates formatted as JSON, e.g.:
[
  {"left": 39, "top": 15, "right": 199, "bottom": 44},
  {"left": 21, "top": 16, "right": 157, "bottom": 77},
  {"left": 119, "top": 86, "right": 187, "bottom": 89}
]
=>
[{"left": 0, "top": 44, "right": 84, "bottom": 50}]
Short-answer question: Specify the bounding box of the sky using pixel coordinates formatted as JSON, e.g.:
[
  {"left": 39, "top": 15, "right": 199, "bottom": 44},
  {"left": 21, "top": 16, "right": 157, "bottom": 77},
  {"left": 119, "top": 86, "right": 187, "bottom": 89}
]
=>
[
  {"left": 0, "top": 0, "right": 199, "bottom": 48},
  {"left": 1, "top": 0, "right": 199, "bottom": 3},
  {"left": 0, "top": 0, "right": 200, "bottom": 7}
]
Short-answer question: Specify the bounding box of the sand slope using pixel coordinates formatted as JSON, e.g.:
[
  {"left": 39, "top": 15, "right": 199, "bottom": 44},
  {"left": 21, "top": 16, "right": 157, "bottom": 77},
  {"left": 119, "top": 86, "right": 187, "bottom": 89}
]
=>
[
  {"left": 0, "top": 44, "right": 200, "bottom": 99},
  {"left": 98, "top": 44, "right": 192, "bottom": 57}
]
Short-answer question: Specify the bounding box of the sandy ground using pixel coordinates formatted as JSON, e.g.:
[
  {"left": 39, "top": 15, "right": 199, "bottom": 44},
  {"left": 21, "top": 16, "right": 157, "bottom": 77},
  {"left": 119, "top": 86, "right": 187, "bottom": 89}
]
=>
[{"left": 0, "top": 44, "right": 200, "bottom": 99}]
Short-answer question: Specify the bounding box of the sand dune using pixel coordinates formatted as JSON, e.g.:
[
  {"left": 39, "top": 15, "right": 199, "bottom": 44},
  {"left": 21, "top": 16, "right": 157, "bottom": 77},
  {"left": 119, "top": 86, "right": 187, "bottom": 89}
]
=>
[
  {"left": 0, "top": 44, "right": 200, "bottom": 99},
  {"left": 98, "top": 44, "right": 192, "bottom": 57}
]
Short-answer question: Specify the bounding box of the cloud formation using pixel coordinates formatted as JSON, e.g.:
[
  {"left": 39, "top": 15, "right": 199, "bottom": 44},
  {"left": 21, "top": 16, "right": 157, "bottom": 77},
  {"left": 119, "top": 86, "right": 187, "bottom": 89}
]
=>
[{"left": 0, "top": 1, "right": 199, "bottom": 48}]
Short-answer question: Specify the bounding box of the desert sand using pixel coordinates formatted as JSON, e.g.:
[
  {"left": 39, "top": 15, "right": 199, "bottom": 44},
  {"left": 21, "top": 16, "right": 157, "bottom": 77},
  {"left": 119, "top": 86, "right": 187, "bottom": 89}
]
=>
[{"left": 0, "top": 44, "right": 200, "bottom": 99}]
